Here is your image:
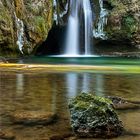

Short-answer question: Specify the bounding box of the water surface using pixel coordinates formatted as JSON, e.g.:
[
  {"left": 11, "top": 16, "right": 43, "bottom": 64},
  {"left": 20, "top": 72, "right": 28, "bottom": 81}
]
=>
[
  {"left": 17, "top": 56, "right": 140, "bottom": 66},
  {"left": 0, "top": 71, "right": 140, "bottom": 140}
]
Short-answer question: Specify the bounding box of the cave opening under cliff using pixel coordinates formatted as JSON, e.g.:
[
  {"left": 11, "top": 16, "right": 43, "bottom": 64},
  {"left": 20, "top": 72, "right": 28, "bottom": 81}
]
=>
[
  {"left": 35, "top": 25, "right": 66, "bottom": 56},
  {"left": 34, "top": 25, "right": 137, "bottom": 56}
]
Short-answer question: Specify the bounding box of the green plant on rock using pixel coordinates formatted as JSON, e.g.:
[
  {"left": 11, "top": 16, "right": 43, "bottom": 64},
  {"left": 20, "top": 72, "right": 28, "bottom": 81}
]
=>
[
  {"left": 122, "top": 15, "right": 137, "bottom": 38},
  {"left": 123, "top": 15, "right": 137, "bottom": 33},
  {"left": 68, "top": 93, "right": 124, "bottom": 138},
  {"left": 34, "top": 16, "right": 47, "bottom": 37}
]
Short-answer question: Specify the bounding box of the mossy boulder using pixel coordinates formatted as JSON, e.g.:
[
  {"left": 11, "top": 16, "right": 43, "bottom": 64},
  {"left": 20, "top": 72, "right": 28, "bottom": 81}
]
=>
[{"left": 68, "top": 93, "right": 124, "bottom": 138}]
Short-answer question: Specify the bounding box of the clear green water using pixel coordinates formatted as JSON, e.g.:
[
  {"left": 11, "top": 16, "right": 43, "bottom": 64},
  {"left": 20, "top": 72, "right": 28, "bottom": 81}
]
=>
[
  {"left": 17, "top": 56, "right": 140, "bottom": 66},
  {"left": 0, "top": 70, "right": 140, "bottom": 140}
]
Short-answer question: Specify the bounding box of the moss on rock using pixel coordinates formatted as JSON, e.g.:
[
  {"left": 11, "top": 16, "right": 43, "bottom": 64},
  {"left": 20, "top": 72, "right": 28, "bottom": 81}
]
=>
[
  {"left": 0, "top": 1, "right": 17, "bottom": 56},
  {"left": 68, "top": 93, "right": 124, "bottom": 138},
  {"left": 106, "top": 0, "right": 140, "bottom": 47},
  {"left": 0, "top": 0, "right": 53, "bottom": 56}
]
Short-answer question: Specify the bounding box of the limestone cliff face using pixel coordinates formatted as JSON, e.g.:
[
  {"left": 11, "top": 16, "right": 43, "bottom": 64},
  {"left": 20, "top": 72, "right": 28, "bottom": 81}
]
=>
[
  {"left": 0, "top": 0, "right": 15, "bottom": 56},
  {"left": 106, "top": 0, "right": 140, "bottom": 47},
  {"left": 0, "top": 0, "right": 53, "bottom": 56}
]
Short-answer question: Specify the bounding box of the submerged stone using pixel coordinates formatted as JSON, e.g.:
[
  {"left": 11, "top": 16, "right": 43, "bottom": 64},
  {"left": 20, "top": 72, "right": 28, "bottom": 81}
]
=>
[
  {"left": 0, "top": 130, "right": 15, "bottom": 140},
  {"left": 11, "top": 111, "right": 57, "bottom": 125},
  {"left": 49, "top": 132, "right": 73, "bottom": 140},
  {"left": 68, "top": 93, "right": 124, "bottom": 138},
  {"left": 49, "top": 135, "right": 64, "bottom": 140},
  {"left": 106, "top": 96, "right": 140, "bottom": 110},
  {"left": 0, "top": 57, "right": 8, "bottom": 63}
]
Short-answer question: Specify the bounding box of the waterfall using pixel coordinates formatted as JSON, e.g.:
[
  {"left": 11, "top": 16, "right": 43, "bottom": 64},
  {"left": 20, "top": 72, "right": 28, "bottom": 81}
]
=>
[
  {"left": 53, "top": 0, "right": 58, "bottom": 25},
  {"left": 93, "top": 0, "right": 108, "bottom": 39},
  {"left": 60, "top": 2, "right": 68, "bottom": 18},
  {"left": 64, "top": 0, "right": 93, "bottom": 56},
  {"left": 53, "top": 0, "right": 68, "bottom": 25},
  {"left": 14, "top": 12, "right": 24, "bottom": 54}
]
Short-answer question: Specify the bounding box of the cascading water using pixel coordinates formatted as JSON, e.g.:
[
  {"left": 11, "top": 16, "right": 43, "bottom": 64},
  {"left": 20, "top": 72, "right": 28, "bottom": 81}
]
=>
[
  {"left": 64, "top": 0, "right": 93, "bottom": 56},
  {"left": 93, "top": 0, "right": 108, "bottom": 39},
  {"left": 53, "top": 0, "right": 58, "bottom": 25},
  {"left": 53, "top": 0, "right": 68, "bottom": 25},
  {"left": 14, "top": 12, "right": 24, "bottom": 54},
  {"left": 60, "top": 2, "right": 68, "bottom": 18}
]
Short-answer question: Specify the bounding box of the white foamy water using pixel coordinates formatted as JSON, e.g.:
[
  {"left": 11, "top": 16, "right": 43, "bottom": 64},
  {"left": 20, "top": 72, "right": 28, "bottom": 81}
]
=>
[
  {"left": 53, "top": 0, "right": 58, "bottom": 25},
  {"left": 53, "top": 0, "right": 68, "bottom": 24},
  {"left": 64, "top": 0, "right": 93, "bottom": 55},
  {"left": 14, "top": 12, "right": 24, "bottom": 54},
  {"left": 49, "top": 54, "right": 99, "bottom": 58},
  {"left": 93, "top": 0, "right": 108, "bottom": 39}
]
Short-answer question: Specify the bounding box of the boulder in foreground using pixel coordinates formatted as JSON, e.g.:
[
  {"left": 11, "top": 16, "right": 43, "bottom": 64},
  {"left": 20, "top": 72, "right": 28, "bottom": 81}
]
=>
[{"left": 68, "top": 93, "right": 124, "bottom": 138}]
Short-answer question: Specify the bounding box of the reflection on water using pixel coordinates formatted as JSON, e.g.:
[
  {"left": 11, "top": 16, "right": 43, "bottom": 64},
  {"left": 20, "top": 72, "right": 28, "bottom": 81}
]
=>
[
  {"left": 0, "top": 71, "right": 140, "bottom": 140},
  {"left": 16, "top": 74, "right": 24, "bottom": 95},
  {"left": 95, "top": 74, "right": 104, "bottom": 96},
  {"left": 66, "top": 73, "right": 78, "bottom": 97},
  {"left": 51, "top": 81, "right": 57, "bottom": 113},
  {"left": 82, "top": 73, "right": 90, "bottom": 93},
  {"left": 66, "top": 73, "right": 92, "bottom": 97},
  {"left": 66, "top": 73, "right": 104, "bottom": 97}
]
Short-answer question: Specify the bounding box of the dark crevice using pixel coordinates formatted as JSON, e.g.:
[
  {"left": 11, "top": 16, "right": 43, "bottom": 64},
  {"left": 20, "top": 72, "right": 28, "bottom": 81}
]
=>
[{"left": 35, "top": 25, "right": 66, "bottom": 56}]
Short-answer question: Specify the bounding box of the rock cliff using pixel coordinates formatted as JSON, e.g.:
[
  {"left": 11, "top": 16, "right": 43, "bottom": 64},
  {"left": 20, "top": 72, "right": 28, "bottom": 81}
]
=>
[
  {"left": 106, "top": 0, "right": 140, "bottom": 48},
  {"left": 0, "top": 0, "right": 53, "bottom": 56}
]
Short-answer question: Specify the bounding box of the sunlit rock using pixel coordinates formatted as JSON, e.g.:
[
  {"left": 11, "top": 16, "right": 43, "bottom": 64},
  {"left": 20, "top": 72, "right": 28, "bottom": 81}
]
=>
[{"left": 68, "top": 93, "right": 124, "bottom": 138}]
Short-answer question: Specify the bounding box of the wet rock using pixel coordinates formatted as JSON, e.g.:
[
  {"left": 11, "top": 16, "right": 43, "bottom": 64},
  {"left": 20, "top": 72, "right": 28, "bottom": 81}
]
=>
[
  {"left": 65, "top": 137, "right": 77, "bottom": 140},
  {"left": 0, "top": 57, "right": 8, "bottom": 63},
  {"left": 68, "top": 93, "right": 124, "bottom": 138},
  {"left": 62, "top": 132, "right": 73, "bottom": 139},
  {"left": 11, "top": 111, "right": 57, "bottom": 125},
  {"left": 50, "top": 132, "right": 73, "bottom": 140},
  {"left": 0, "top": 130, "right": 15, "bottom": 140},
  {"left": 50, "top": 135, "right": 64, "bottom": 140},
  {"left": 106, "top": 96, "right": 140, "bottom": 110}
]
